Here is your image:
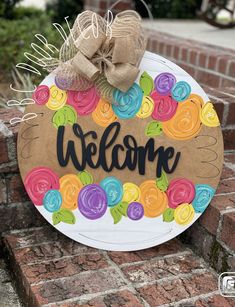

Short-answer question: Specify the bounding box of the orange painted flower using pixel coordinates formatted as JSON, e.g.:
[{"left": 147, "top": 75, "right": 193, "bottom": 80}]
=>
[
  {"left": 140, "top": 180, "right": 168, "bottom": 217},
  {"left": 60, "top": 174, "right": 83, "bottom": 210},
  {"left": 163, "top": 94, "right": 203, "bottom": 140},
  {"left": 92, "top": 98, "right": 117, "bottom": 127}
]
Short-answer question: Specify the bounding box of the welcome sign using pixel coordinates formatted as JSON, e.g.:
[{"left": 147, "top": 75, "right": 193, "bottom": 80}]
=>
[{"left": 17, "top": 50, "right": 223, "bottom": 251}]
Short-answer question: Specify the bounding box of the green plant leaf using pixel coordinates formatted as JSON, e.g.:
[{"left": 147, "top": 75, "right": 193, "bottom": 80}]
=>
[
  {"left": 52, "top": 211, "right": 61, "bottom": 225},
  {"left": 156, "top": 170, "right": 169, "bottom": 192},
  {"left": 163, "top": 208, "right": 174, "bottom": 222},
  {"left": 110, "top": 207, "right": 122, "bottom": 224},
  {"left": 145, "top": 121, "right": 162, "bottom": 137},
  {"left": 78, "top": 170, "right": 93, "bottom": 186},
  {"left": 139, "top": 71, "right": 154, "bottom": 96},
  {"left": 117, "top": 201, "right": 129, "bottom": 217},
  {"left": 58, "top": 208, "right": 76, "bottom": 224}
]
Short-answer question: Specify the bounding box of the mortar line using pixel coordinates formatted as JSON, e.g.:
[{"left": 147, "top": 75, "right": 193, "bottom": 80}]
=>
[
  {"left": 41, "top": 285, "right": 133, "bottom": 307},
  {"left": 159, "top": 290, "right": 219, "bottom": 307},
  {"left": 119, "top": 250, "right": 192, "bottom": 268},
  {"left": 102, "top": 251, "right": 151, "bottom": 307},
  {"left": 20, "top": 251, "right": 101, "bottom": 267},
  {"left": 30, "top": 267, "right": 120, "bottom": 286}
]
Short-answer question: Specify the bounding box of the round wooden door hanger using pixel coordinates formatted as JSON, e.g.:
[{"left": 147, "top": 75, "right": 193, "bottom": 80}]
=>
[{"left": 17, "top": 51, "right": 223, "bottom": 251}]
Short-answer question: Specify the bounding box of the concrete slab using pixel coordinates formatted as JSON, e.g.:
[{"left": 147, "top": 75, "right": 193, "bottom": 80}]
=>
[{"left": 143, "top": 20, "right": 235, "bottom": 50}]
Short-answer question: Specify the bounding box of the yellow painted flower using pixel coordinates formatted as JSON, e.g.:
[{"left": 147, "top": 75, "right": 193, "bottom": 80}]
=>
[
  {"left": 174, "top": 203, "right": 195, "bottom": 225},
  {"left": 122, "top": 183, "right": 141, "bottom": 203},
  {"left": 136, "top": 96, "right": 154, "bottom": 118},
  {"left": 200, "top": 101, "right": 220, "bottom": 127},
  {"left": 46, "top": 85, "right": 67, "bottom": 110}
]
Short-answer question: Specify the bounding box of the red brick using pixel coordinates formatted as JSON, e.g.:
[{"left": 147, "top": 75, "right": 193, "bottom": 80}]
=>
[
  {"left": 58, "top": 290, "right": 144, "bottom": 307},
  {"left": 221, "top": 212, "right": 235, "bottom": 251},
  {"left": 108, "top": 251, "right": 141, "bottom": 265},
  {"left": 208, "top": 54, "right": 218, "bottom": 70},
  {"left": 99, "top": 1, "right": 107, "bottom": 10},
  {"left": 216, "top": 179, "right": 235, "bottom": 194},
  {"left": 0, "top": 135, "right": 9, "bottom": 164},
  {"left": 137, "top": 272, "right": 217, "bottom": 306},
  {"left": 212, "top": 194, "right": 235, "bottom": 211},
  {"left": 136, "top": 239, "right": 184, "bottom": 260},
  {"left": 181, "top": 47, "right": 188, "bottom": 61},
  {"left": 199, "top": 53, "right": 207, "bottom": 67},
  {"left": 166, "top": 43, "right": 173, "bottom": 57},
  {"left": 199, "top": 204, "right": 220, "bottom": 235},
  {"left": 21, "top": 253, "right": 109, "bottom": 284},
  {"left": 0, "top": 178, "right": 7, "bottom": 204},
  {"left": 225, "top": 153, "right": 235, "bottom": 164},
  {"left": 227, "top": 100, "right": 235, "bottom": 125},
  {"left": 228, "top": 60, "right": 235, "bottom": 76},
  {"left": 221, "top": 166, "right": 235, "bottom": 179},
  {"left": 121, "top": 254, "right": 204, "bottom": 284},
  {"left": 108, "top": 239, "right": 184, "bottom": 265},
  {"left": 195, "top": 294, "right": 235, "bottom": 307},
  {"left": 4, "top": 226, "right": 59, "bottom": 249},
  {"left": 173, "top": 45, "right": 180, "bottom": 59},
  {"left": 218, "top": 56, "right": 230, "bottom": 74},
  {"left": 180, "top": 63, "right": 196, "bottom": 78},
  {"left": 222, "top": 128, "right": 235, "bottom": 150},
  {"left": 189, "top": 50, "right": 198, "bottom": 65},
  {"left": 32, "top": 269, "right": 126, "bottom": 305},
  {"left": 196, "top": 71, "right": 220, "bottom": 87},
  {"left": 213, "top": 101, "right": 224, "bottom": 123},
  {"left": 11, "top": 238, "right": 97, "bottom": 265},
  {"left": 7, "top": 173, "right": 29, "bottom": 203},
  {"left": 221, "top": 78, "right": 235, "bottom": 88},
  {"left": 151, "top": 39, "right": 158, "bottom": 52},
  {"left": 146, "top": 38, "right": 152, "bottom": 51},
  {"left": 158, "top": 41, "right": 164, "bottom": 54},
  {"left": 111, "top": 1, "right": 132, "bottom": 11},
  {"left": 0, "top": 202, "right": 45, "bottom": 233}
]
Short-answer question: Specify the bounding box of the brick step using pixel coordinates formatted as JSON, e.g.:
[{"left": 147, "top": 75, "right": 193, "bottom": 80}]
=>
[
  {"left": 146, "top": 29, "right": 235, "bottom": 89},
  {"left": 2, "top": 226, "right": 235, "bottom": 307}
]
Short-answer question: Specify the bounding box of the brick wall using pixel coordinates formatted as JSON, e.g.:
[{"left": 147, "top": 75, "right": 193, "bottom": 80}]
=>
[{"left": 145, "top": 29, "right": 235, "bottom": 89}]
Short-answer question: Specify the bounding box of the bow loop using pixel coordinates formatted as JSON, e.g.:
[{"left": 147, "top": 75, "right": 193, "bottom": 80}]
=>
[{"left": 50, "top": 10, "right": 147, "bottom": 97}]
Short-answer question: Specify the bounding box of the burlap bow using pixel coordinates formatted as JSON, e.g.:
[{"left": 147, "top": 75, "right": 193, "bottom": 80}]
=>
[{"left": 47, "top": 10, "right": 147, "bottom": 95}]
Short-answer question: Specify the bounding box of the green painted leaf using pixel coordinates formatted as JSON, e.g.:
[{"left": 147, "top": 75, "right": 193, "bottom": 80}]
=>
[
  {"left": 145, "top": 121, "right": 162, "bottom": 137},
  {"left": 52, "top": 105, "right": 77, "bottom": 129},
  {"left": 52, "top": 110, "right": 66, "bottom": 129},
  {"left": 110, "top": 207, "right": 122, "bottom": 224},
  {"left": 117, "top": 201, "right": 129, "bottom": 217},
  {"left": 64, "top": 105, "right": 77, "bottom": 126},
  {"left": 139, "top": 71, "right": 154, "bottom": 96},
  {"left": 58, "top": 208, "right": 76, "bottom": 224},
  {"left": 52, "top": 212, "right": 61, "bottom": 225},
  {"left": 78, "top": 170, "right": 93, "bottom": 186},
  {"left": 156, "top": 170, "right": 169, "bottom": 192},
  {"left": 163, "top": 208, "right": 174, "bottom": 222}
]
